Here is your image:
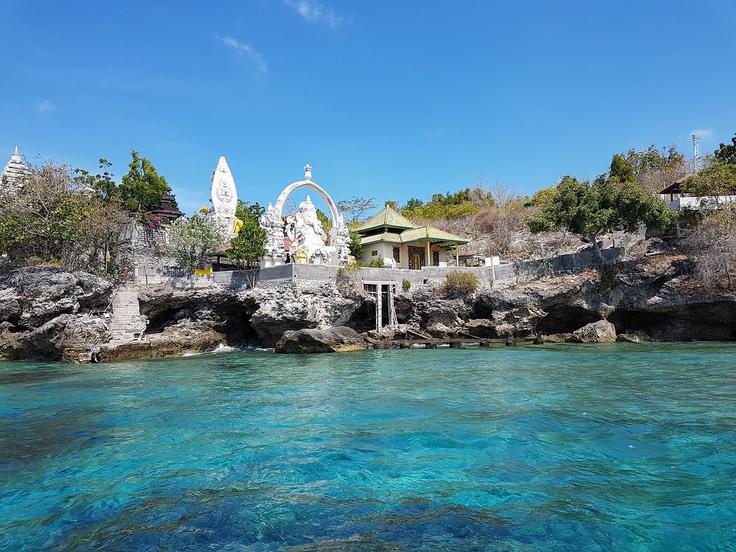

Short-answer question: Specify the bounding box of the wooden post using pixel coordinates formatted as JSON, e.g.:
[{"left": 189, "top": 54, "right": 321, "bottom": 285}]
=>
[
  {"left": 376, "top": 285, "right": 383, "bottom": 332},
  {"left": 426, "top": 241, "right": 431, "bottom": 266}
]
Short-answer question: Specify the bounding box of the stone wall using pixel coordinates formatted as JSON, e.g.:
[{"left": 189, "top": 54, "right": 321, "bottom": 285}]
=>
[
  {"left": 157, "top": 246, "right": 624, "bottom": 291},
  {"left": 129, "top": 222, "right": 180, "bottom": 285}
]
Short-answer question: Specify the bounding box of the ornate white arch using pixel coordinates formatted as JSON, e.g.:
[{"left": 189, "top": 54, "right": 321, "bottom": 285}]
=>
[
  {"left": 260, "top": 164, "right": 350, "bottom": 266},
  {"left": 273, "top": 179, "right": 342, "bottom": 225}
]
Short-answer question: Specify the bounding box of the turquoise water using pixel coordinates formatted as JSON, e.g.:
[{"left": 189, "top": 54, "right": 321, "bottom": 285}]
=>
[{"left": 1, "top": 345, "right": 735, "bottom": 551}]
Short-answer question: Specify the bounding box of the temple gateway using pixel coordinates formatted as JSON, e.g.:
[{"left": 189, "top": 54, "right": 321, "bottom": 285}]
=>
[{"left": 260, "top": 164, "right": 350, "bottom": 266}]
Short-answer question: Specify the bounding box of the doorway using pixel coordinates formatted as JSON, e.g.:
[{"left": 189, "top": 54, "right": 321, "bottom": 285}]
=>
[{"left": 408, "top": 246, "right": 425, "bottom": 270}]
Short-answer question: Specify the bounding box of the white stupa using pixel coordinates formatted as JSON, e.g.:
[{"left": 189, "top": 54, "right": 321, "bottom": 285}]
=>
[{"left": 1, "top": 146, "right": 31, "bottom": 191}]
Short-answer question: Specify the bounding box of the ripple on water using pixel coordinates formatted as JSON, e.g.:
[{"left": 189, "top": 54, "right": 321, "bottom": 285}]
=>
[{"left": 1, "top": 343, "right": 735, "bottom": 551}]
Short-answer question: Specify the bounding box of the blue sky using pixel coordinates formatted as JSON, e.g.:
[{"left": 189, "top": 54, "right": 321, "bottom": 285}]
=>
[{"left": 1, "top": 0, "right": 735, "bottom": 214}]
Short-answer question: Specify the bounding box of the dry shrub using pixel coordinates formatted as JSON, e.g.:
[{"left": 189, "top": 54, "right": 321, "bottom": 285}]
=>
[
  {"left": 473, "top": 207, "right": 526, "bottom": 256},
  {"left": 445, "top": 271, "right": 480, "bottom": 295},
  {"left": 684, "top": 206, "right": 736, "bottom": 289}
]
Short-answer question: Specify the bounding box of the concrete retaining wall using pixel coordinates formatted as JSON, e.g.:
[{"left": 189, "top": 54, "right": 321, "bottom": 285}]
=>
[{"left": 159, "top": 246, "right": 624, "bottom": 291}]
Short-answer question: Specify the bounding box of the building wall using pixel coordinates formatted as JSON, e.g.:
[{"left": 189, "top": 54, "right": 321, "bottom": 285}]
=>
[{"left": 360, "top": 240, "right": 459, "bottom": 268}]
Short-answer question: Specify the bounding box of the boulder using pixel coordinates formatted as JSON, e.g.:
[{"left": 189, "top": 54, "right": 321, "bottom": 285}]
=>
[
  {"left": 463, "top": 319, "right": 497, "bottom": 338},
  {"left": 248, "top": 281, "right": 362, "bottom": 346},
  {"left": 570, "top": 320, "right": 617, "bottom": 343},
  {"left": 275, "top": 326, "right": 367, "bottom": 354}
]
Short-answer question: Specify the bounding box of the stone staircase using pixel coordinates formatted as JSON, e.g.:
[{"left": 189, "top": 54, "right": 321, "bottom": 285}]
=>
[{"left": 107, "top": 286, "right": 148, "bottom": 346}]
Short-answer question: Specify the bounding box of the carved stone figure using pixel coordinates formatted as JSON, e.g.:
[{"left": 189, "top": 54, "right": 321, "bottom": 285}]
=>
[
  {"left": 260, "top": 203, "right": 286, "bottom": 266},
  {"left": 209, "top": 156, "right": 238, "bottom": 237},
  {"left": 259, "top": 164, "right": 350, "bottom": 266},
  {"left": 287, "top": 196, "right": 333, "bottom": 264},
  {"left": 332, "top": 216, "right": 351, "bottom": 265}
]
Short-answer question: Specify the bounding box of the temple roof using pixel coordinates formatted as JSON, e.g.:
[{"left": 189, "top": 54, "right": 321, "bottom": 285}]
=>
[
  {"left": 359, "top": 226, "right": 469, "bottom": 247},
  {"left": 355, "top": 205, "right": 419, "bottom": 233},
  {"left": 357, "top": 204, "right": 469, "bottom": 246},
  {"left": 1, "top": 146, "right": 31, "bottom": 186},
  {"left": 400, "top": 226, "right": 470, "bottom": 245}
]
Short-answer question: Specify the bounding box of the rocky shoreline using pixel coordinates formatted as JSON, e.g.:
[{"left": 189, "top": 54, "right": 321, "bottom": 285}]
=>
[{"left": 1, "top": 247, "right": 735, "bottom": 362}]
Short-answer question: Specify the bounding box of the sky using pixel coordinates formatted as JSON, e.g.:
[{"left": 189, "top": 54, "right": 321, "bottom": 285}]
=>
[{"left": 1, "top": 0, "right": 735, "bottom": 215}]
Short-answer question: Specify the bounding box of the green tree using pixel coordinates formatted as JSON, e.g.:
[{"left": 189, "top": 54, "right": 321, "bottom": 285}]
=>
[
  {"left": 349, "top": 230, "right": 363, "bottom": 258},
  {"left": 0, "top": 161, "right": 131, "bottom": 274},
  {"left": 531, "top": 186, "right": 558, "bottom": 209},
  {"left": 624, "top": 145, "right": 687, "bottom": 193},
  {"left": 714, "top": 133, "right": 736, "bottom": 165},
  {"left": 73, "top": 159, "right": 118, "bottom": 202},
  {"left": 118, "top": 150, "right": 173, "bottom": 212},
  {"left": 527, "top": 175, "right": 673, "bottom": 263},
  {"left": 316, "top": 208, "right": 332, "bottom": 236},
  {"left": 405, "top": 198, "right": 423, "bottom": 210},
  {"left": 609, "top": 154, "right": 636, "bottom": 183},
  {"left": 683, "top": 163, "right": 736, "bottom": 197},
  {"left": 167, "top": 213, "right": 227, "bottom": 271},
  {"left": 228, "top": 200, "right": 267, "bottom": 267}
]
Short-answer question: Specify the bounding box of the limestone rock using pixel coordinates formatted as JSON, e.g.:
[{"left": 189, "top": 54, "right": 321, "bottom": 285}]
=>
[
  {"left": 275, "top": 326, "right": 367, "bottom": 354},
  {"left": 617, "top": 332, "right": 650, "bottom": 343},
  {"left": 0, "top": 268, "right": 114, "bottom": 360},
  {"left": 463, "top": 318, "right": 497, "bottom": 338},
  {"left": 248, "top": 281, "right": 362, "bottom": 346},
  {"left": 570, "top": 320, "right": 617, "bottom": 343}
]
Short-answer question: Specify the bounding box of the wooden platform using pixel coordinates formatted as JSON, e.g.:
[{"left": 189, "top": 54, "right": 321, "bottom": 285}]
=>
[{"left": 369, "top": 337, "right": 541, "bottom": 349}]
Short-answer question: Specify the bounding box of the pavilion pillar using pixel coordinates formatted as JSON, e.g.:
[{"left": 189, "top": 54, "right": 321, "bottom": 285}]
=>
[
  {"left": 455, "top": 245, "right": 460, "bottom": 267},
  {"left": 376, "top": 285, "right": 383, "bottom": 332},
  {"left": 426, "top": 241, "right": 431, "bottom": 267}
]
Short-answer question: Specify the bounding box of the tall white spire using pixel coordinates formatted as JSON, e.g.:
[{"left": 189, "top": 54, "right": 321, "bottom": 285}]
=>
[{"left": 1, "top": 146, "right": 31, "bottom": 190}]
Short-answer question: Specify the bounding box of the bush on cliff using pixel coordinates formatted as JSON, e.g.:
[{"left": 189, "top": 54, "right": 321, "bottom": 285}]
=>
[
  {"left": 527, "top": 168, "right": 674, "bottom": 264},
  {"left": 167, "top": 213, "right": 228, "bottom": 271},
  {"left": 445, "top": 271, "right": 479, "bottom": 296},
  {"left": 684, "top": 205, "right": 736, "bottom": 290}
]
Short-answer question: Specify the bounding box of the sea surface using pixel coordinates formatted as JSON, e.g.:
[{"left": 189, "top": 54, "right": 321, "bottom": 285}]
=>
[{"left": 1, "top": 344, "right": 735, "bottom": 551}]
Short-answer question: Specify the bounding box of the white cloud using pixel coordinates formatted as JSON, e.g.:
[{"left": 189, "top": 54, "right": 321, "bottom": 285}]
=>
[
  {"left": 35, "top": 99, "right": 55, "bottom": 113},
  {"left": 219, "top": 35, "right": 268, "bottom": 73},
  {"left": 691, "top": 128, "right": 714, "bottom": 141},
  {"left": 284, "top": 0, "right": 344, "bottom": 28}
]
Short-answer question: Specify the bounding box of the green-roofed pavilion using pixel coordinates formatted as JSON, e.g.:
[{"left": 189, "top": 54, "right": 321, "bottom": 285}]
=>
[
  {"left": 354, "top": 205, "right": 470, "bottom": 269},
  {"left": 355, "top": 205, "right": 419, "bottom": 233}
]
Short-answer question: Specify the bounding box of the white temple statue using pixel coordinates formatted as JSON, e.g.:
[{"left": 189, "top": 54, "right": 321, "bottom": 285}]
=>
[
  {"left": 261, "top": 203, "right": 286, "bottom": 265},
  {"left": 209, "top": 156, "right": 238, "bottom": 237},
  {"left": 260, "top": 163, "right": 350, "bottom": 267},
  {"left": 286, "top": 196, "right": 333, "bottom": 264}
]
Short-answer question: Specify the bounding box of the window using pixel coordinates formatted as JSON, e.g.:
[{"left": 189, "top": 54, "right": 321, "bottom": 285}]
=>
[
  {"left": 393, "top": 247, "right": 400, "bottom": 263},
  {"left": 371, "top": 250, "right": 378, "bottom": 256}
]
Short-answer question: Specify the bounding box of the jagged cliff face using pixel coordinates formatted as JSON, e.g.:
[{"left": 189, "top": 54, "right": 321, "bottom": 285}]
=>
[
  {"left": 0, "top": 268, "right": 113, "bottom": 360},
  {"left": 1, "top": 252, "right": 735, "bottom": 362}
]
